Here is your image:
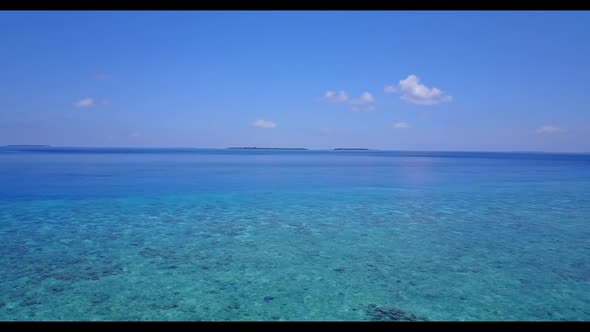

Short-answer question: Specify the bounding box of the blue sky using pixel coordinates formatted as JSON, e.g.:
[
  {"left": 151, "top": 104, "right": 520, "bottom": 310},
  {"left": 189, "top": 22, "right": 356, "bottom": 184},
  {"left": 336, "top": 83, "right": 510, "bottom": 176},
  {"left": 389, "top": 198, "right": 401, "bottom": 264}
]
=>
[{"left": 1, "top": 11, "right": 589, "bottom": 151}]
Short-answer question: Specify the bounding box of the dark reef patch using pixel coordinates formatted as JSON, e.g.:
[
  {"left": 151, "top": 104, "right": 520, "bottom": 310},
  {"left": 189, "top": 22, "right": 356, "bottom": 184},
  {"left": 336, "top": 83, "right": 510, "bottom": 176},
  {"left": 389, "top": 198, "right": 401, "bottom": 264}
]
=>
[
  {"left": 149, "top": 301, "right": 179, "bottom": 311},
  {"left": 21, "top": 295, "right": 43, "bottom": 307},
  {"left": 89, "top": 292, "right": 110, "bottom": 306},
  {"left": 18, "top": 254, "right": 125, "bottom": 283},
  {"left": 47, "top": 284, "right": 66, "bottom": 294},
  {"left": 140, "top": 248, "right": 162, "bottom": 258},
  {"left": 365, "top": 304, "right": 427, "bottom": 321},
  {"left": 158, "top": 303, "right": 179, "bottom": 310},
  {"left": 225, "top": 303, "right": 240, "bottom": 311}
]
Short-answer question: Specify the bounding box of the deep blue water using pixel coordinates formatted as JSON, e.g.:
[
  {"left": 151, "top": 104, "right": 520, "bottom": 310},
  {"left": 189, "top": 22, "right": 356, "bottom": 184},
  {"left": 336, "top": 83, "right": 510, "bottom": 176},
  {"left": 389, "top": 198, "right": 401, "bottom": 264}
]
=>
[{"left": 1, "top": 147, "right": 589, "bottom": 320}]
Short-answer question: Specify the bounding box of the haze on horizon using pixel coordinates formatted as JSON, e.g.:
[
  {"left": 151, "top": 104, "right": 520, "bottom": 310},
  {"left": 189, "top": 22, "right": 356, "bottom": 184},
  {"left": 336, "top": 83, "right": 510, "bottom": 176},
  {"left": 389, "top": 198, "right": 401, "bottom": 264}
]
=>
[{"left": 1, "top": 11, "right": 589, "bottom": 152}]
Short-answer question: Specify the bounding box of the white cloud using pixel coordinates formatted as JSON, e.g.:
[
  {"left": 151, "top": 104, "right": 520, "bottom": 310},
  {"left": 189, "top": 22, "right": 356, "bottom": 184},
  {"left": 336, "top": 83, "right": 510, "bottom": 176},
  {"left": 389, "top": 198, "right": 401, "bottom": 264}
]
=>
[
  {"left": 353, "top": 92, "right": 374, "bottom": 104},
  {"left": 536, "top": 125, "right": 563, "bottom": 134},
  {"left": 393, "top": 122, "right": 410, "bottom": 129},
  {"left": 253, "top": 120, "right": 276, "bottom": 128},
  {"left": 74, "top": 97, "right": 95, "bottom": 108},
  {"left": 385, "top": 75, "right": 452, "bottom": 105},
  {"left": 322, "top": 90, "right": 375, "bottom": 111}
]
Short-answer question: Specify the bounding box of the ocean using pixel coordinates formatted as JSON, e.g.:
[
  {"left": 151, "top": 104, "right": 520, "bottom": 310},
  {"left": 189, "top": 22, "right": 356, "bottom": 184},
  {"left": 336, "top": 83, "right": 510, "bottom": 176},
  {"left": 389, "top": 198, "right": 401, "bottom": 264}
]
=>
[{"left": 0, "top": 147, "right": 589, "bottom": 321}]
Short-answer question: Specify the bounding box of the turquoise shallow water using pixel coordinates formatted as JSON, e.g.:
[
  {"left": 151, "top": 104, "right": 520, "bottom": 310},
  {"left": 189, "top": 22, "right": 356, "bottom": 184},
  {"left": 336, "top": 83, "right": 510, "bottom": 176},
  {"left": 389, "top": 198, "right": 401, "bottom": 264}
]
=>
[{"left": 0, "top": 148, "right": 589, "bottom": 321}]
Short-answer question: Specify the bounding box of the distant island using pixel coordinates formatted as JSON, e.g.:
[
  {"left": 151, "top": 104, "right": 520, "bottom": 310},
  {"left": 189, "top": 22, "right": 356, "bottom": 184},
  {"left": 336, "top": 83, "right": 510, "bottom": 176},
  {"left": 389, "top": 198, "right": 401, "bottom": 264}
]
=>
[
  {"left": 227, "top": 147, "right": 308, "bottom": 150},
  {"left": 334, "top": 148, "right": 369, "bottom": 151},
  {"left": 5, "top": 145, "right": 51, "bottom": 147}
]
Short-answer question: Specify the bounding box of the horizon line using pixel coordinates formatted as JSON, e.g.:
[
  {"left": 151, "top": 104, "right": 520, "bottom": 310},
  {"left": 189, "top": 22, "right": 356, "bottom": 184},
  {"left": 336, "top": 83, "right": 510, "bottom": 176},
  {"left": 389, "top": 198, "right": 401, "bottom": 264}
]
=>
[{"left": 2, "top": 145, "right": 589, "bottom": 154}]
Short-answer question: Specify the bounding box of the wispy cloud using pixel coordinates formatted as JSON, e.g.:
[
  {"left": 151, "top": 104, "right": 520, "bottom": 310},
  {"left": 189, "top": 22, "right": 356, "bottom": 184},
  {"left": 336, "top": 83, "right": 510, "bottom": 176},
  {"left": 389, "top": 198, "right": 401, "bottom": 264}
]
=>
[
  {"left": 253, "top": 120, "right": 276, "bottom": 128},
  {"left": 73, "top": 97, "right": 95, "bottom": 108},
  {"left": 322, "top": 90, "right": 375, "bottom": 111},
  {"left": 385, "top": 75, "right": 452, "bottom": 105},
  {"left": 129, "top": 131, "right": 142, "bottom": 138},
  {"left": 384, "top": 85, "right": 397, "bottom": 94},
  {"left": 95, "top": 73, "right": 110, "bottom": 80},
  {"left": 323, "top": 91, "right": 350, "bottom": 103},
  {"left": 536, "top": 125, "right": 563, "bottom": 134},
  {"left": 393, "top": 122, "right": 410, "bottom": 129}
]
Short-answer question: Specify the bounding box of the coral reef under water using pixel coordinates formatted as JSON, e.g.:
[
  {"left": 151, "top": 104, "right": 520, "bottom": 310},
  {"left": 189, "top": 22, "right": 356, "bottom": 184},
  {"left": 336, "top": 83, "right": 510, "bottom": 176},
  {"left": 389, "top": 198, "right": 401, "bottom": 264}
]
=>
[{"left": 365, "top": 304, "right": 427, "bottom": 321}]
